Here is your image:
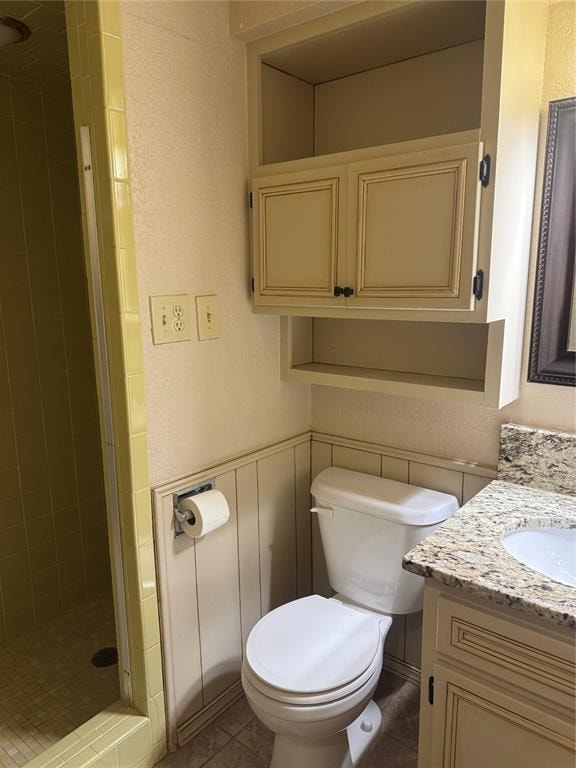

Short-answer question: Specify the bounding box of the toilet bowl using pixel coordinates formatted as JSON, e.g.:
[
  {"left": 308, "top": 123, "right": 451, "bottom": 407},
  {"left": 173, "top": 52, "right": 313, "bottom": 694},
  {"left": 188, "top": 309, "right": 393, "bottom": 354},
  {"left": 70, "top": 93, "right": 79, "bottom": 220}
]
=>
[
  {"left": 242, "top": 595, "right": 392, "bottom": 768},
  {"left": 242, "top": 467, "right": 459, "bottom": 768}
]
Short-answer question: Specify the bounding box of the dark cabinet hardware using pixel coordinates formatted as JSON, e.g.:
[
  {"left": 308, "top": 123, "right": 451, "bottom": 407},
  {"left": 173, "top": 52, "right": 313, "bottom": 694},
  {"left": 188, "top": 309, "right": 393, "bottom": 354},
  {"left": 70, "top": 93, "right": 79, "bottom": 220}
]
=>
[
  {"left": 479, "top": 154, "right": 491, "bottom": 187},
  {"left": 428, "top": 676, "right": 434, "bottom": 705},
  {"left": 473, "top": 269, "right": 484, "bottom": 300}
]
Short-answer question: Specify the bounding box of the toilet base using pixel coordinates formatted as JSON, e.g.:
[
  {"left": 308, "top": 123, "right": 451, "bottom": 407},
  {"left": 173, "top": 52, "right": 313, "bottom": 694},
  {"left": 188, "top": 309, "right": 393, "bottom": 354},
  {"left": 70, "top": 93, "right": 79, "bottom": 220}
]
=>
[{"left": 270, "top": 700, "right": 382, "bottom": 768}]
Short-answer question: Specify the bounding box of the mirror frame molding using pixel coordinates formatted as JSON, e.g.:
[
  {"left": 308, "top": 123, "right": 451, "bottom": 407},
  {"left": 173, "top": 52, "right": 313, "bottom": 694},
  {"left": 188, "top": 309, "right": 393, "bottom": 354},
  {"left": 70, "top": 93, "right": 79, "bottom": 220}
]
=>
[{"left": 528, "top": 96, "right": 576, "bottom": 387}]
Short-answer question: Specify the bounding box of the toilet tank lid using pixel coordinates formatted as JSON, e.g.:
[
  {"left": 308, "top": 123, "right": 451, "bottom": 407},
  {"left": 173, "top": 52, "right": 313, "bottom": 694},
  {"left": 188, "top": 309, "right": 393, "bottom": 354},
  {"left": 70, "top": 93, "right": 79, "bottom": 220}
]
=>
[{"left": 311, "top": 466, "right": 459, "bottom": 525}]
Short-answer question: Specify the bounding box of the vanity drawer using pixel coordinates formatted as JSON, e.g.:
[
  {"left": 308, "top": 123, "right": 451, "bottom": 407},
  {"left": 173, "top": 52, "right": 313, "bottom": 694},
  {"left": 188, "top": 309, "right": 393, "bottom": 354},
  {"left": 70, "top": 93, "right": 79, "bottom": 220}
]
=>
[{"left": 435, "top": 597, "right": 576, "bottom": 713}]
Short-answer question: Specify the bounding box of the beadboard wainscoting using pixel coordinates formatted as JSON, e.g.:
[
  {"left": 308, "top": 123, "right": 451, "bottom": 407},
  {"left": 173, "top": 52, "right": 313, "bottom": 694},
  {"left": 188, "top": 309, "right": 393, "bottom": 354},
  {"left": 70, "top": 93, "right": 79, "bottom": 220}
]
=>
[
  {"left": 310, "top": 432, "right": 496, "bottom": 676},
  {"left": 152, "top": 431, "right": 495, "bottom": 750},
  {"left": 152, "top": 434, "right": 312, "bottom": 750}
]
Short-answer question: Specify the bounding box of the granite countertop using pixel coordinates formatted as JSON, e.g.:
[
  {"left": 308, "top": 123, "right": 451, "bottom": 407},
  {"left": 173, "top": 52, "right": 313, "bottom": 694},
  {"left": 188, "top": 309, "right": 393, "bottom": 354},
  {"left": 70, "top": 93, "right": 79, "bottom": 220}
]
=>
[{"left": 403, "top": 479, "right": 576, "bottom": 630}]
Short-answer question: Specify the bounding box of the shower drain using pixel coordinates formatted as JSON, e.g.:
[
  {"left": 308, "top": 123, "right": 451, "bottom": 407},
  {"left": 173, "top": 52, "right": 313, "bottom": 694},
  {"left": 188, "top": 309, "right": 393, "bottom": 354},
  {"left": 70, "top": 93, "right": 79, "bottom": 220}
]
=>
[{"left": 91, "top": 647, "right": 118, "bottom": 668}]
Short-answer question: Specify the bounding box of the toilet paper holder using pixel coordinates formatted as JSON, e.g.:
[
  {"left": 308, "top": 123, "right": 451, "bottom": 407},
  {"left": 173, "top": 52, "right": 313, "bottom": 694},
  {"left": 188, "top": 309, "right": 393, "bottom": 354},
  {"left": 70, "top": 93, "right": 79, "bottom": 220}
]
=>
[{"left": 173, "top": 479, "right": 215, "bottom": 537}]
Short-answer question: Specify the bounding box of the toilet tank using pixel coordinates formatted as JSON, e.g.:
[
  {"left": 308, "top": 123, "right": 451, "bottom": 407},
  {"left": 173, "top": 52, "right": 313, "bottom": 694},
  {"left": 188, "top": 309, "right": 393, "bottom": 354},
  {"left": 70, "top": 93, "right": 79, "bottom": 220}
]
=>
[{"left": 311, "top": 466, "right": 459, "bottom": 614}]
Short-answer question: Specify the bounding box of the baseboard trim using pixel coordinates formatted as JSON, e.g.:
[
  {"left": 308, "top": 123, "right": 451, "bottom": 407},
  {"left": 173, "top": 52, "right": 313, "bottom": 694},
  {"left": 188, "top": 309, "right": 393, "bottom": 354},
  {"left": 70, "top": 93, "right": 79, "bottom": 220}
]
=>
[
  {"left": 383, "top": 654, "right": 421, "bottom": 685},
  {"left": 177, "top": 681, "right": 244, "bottom": 748}
]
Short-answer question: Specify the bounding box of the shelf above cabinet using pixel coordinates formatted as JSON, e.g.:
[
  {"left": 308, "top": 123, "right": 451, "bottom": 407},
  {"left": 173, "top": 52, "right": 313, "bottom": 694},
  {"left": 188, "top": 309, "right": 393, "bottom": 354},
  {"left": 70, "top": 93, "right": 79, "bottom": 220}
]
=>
[{"left": 255, "top": 2, "right": 485, "bottom": 166}]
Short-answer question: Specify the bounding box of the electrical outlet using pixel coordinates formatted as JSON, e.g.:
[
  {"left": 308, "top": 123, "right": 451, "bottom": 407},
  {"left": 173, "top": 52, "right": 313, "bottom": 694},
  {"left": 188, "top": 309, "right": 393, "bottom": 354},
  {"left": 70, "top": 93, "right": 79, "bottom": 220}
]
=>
[
  {"left": 149, "top": 295, "right": 191, "bottom": 344},
  {"left": 195, "top": 295, "right": 219, "bottom": 340}
]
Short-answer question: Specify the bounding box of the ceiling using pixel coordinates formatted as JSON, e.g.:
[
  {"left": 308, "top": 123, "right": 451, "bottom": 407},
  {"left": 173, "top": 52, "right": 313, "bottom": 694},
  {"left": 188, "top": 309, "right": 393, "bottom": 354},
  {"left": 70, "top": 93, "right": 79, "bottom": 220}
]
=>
[{"left": 0, "top": 0, "right": 69, "bottom": 86}]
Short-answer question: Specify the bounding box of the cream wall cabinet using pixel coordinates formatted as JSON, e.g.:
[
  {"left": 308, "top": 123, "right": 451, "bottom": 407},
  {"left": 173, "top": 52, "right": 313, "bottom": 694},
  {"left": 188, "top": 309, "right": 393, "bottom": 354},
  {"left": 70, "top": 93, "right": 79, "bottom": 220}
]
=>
[
  {"left": 418, "top": 582, "right": 576, "bottom": 768},
  {"left": 248, "top": 0, "right": 547, "bottom": 324},
  {"left": 253, "top": 137, "right": 483, "bottom": 312},
  {"left": 247, "top": 0, "right": 548, "bottom": 407}
]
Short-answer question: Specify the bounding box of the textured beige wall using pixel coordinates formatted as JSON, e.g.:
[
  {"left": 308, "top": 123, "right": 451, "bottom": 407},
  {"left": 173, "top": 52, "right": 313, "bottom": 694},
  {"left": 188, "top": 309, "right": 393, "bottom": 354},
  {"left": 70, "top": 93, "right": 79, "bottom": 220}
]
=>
[
  {"left": 0, "top": 74, "right": 108, "bottom": 640},
  {"left": 121, "top": 0, "right": 310, "bottom": 486},
  {"left": 312, "top": 1, "right": 576, "bottom": 468}
]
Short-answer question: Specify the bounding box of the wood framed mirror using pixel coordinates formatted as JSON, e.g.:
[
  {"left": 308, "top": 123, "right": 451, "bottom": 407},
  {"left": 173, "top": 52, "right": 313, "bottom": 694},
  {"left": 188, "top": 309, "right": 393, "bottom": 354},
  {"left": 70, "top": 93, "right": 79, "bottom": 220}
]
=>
[{"left": 528, "top": 96, "right": 576, "bottom": 386}]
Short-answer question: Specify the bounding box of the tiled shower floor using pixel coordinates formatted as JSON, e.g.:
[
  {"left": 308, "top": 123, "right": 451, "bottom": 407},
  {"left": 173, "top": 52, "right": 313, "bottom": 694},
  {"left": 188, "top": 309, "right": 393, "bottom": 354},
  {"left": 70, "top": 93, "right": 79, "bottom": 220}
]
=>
[
  {"left": 0, "top": 594, "right": 119, "bottom": 767},
  {"left": 157, "top": 671, "right": 420, "bottom": 768}
]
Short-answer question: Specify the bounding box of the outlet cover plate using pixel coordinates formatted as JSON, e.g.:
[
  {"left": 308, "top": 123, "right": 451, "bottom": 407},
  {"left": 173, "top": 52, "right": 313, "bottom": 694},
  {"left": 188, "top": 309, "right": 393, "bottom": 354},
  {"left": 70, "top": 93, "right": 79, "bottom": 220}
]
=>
[
  {"left": 150, "top": 294, "right": 191, "bottom": 344},
  {"left": 195, "top": 295, "right": 219, "bottom": 340}
]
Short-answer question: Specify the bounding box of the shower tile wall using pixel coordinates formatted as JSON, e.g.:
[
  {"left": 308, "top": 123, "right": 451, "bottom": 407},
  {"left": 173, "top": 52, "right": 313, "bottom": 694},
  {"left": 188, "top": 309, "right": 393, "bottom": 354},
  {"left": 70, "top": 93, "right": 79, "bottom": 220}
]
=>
[{"left": 0, "top": 73, "right": 109, "bottom": 640}]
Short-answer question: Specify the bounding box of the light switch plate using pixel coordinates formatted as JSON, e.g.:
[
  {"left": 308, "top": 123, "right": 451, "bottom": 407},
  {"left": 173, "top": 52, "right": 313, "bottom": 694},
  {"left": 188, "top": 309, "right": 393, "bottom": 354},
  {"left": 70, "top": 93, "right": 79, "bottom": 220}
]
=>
[
  {"left": 195, "top": 295, "right": 219, "bottom": 340},
  {"left": 150, "top": 295, "right": 191, "bottom": 344}
]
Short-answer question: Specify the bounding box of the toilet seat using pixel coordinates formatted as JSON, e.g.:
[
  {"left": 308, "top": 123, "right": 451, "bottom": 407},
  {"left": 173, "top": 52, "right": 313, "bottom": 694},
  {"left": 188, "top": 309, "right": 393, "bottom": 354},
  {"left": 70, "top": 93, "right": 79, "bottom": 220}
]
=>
[
  {"left": 243, "top": 644, "right": 383, "bottom": 706},
  {"left": 245, "top": 596, "right": 382, "bottom": 705}
]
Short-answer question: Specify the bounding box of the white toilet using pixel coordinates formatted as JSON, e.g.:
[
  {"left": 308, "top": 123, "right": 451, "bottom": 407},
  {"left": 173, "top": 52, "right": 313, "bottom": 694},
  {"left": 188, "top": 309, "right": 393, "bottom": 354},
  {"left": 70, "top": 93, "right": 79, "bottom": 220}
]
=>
[{"left": 241, "top": 466, "right": 458, "bottom": 768}]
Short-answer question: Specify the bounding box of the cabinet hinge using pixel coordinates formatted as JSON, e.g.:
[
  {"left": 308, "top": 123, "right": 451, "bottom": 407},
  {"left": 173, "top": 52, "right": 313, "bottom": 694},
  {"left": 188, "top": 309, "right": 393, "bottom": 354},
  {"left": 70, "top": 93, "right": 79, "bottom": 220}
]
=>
[
  {"left": 251, "top": 277, "right": 254, "bottom": 292},
  {"left": 479, "top": 154, "right": 491, "bottom": 187},
  {"left": 249, "top": 192, "right": 253, "bottom": 209},
  {"left": 428, "top": 676, "right": 434, "bottom": 705},
  {"left": 473, "top": 269, "right": 484, "bottom": 300}
]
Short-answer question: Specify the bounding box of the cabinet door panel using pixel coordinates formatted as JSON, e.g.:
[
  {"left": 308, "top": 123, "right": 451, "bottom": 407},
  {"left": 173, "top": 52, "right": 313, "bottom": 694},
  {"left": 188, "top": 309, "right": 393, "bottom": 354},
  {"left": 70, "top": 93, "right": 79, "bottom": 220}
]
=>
[
  {"left": 431, "top": 665, "right": 575, "bottom": 768},
  {"left": 348, "top": 142, "right": 483, "bottom": 310},
  {"left": 252, "top": 167, "right": 347, "bottom": 307},
  {"left": 435, "top": 596, "right": 576, "bottom": 711}
]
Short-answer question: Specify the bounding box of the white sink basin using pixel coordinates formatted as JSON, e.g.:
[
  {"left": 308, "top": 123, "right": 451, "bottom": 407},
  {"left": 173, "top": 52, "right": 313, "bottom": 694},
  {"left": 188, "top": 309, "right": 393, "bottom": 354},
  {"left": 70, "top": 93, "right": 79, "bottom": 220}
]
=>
[{"left": 502, "top": 527, "right": 576, "bottom": 588}]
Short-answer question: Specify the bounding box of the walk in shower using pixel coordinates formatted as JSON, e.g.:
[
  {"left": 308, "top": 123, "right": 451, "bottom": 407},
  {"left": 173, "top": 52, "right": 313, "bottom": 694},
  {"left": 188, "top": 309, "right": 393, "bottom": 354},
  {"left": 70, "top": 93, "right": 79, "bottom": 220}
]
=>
[{"left": 0, "top": 2, "right": 119, "bottom": 763}]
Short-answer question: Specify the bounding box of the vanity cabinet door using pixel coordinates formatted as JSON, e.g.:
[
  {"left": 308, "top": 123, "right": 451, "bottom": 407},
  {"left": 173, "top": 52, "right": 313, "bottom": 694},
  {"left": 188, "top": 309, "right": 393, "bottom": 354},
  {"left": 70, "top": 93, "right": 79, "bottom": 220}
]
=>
[
  {"left": 429, "top": 664, "right": 575, "bottom": 768},
  {"left": 346, "top": 141, "right": 483, "bottom": 311},
  {"left": 251, "top": 166, "right": 347, "bottom": 308}
]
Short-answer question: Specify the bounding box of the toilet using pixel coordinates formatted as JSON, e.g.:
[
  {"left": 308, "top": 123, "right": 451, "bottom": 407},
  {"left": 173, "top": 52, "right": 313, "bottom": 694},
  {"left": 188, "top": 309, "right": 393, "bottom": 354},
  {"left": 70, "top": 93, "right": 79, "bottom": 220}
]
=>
[{"left": 241, "top": 467, "right": 459, "bottom": 768}]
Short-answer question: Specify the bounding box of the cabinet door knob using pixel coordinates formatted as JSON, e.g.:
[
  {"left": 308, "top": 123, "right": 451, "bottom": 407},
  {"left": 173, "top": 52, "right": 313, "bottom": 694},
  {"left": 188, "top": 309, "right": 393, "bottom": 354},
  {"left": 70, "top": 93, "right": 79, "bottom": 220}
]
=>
[
  {"left": 333, "top": 286, "right": 344, "bottom": 297},
  {"left": 343, "top": 286, "right": 354, "bottom": 297}
]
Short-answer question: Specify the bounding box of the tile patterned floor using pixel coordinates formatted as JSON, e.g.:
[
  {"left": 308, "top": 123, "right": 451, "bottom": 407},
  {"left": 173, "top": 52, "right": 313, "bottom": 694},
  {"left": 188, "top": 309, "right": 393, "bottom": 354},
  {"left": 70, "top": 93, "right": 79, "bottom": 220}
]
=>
[
  {"left": 157, "top": 672, "right": 419, "bottom": 768},
  {"left": 0, "top": 593, "right": 119, "bottom": 767}
]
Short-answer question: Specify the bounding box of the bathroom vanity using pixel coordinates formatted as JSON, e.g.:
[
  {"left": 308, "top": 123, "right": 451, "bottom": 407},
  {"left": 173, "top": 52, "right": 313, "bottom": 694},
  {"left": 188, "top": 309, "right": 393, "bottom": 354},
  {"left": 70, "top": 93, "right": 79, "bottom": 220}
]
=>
[{"left": 403, "top": 479, "right": 576, "bottom": 768}]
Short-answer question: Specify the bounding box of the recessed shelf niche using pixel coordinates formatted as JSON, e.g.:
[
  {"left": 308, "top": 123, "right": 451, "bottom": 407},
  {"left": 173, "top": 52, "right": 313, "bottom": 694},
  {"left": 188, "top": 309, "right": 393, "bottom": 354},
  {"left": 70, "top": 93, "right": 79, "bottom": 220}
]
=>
[
  {"left": 281, "top": 316, "right": 506, "bottom": 406},
  {"left": 260, "top": 0, "right": 486, "bottom": 165}
]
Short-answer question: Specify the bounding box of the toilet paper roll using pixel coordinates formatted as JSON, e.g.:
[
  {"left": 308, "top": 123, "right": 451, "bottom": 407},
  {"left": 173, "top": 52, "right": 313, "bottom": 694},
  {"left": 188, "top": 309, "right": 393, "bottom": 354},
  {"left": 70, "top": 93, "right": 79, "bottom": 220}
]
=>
[{"left": 177, "top": 489, "right": 230, "bottom": 538}]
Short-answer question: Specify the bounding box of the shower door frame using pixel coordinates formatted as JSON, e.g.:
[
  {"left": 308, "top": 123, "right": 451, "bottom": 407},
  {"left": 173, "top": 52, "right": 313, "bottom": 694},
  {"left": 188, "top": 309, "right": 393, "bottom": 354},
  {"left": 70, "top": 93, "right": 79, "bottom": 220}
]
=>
[{"left": 79, "top": 125, "right": 132, "bottom": 703}]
